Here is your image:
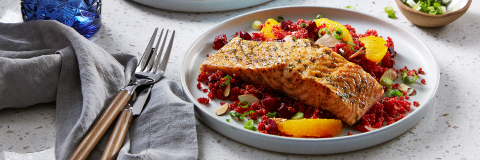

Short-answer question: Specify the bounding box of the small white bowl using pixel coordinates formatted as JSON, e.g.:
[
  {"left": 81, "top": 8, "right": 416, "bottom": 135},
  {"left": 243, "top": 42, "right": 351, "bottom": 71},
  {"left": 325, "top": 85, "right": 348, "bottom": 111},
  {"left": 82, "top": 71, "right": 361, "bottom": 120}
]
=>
[{"left": 396, "top": 0, "right": 472, "bottom": 27}]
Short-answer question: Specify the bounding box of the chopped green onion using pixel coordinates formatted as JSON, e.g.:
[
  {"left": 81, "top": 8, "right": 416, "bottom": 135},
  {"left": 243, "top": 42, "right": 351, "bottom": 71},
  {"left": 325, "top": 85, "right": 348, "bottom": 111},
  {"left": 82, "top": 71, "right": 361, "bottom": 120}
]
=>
[
  {"left": 320, "top": 28, "right": 331, "bottom": 34},
  {"left": 291, "top": 112, "right": 304, "bottom": 120},
  {"left": 385, "top": 89, "right": 403, "bottom": 97},
  {"left": 226, "top": 119, "right": 230, "bottom": 122},
  {"left": 238, "top": 101, "right": 249, "bottom": 108},
  {"left": 388, "top": 13, "right": 396, "bottom": 18},
  {"left": 334, "top": 33, "right": 343, "bottom": 40},
  {"left": 267, "top": 112, "right": 277, "bottom": 118},
  {"left": 344, "top": 41, "right": 356, "bottom": 46},
  {"left": 401, "top": 71, "right": 418, "bottom": 84},
  {"left": 277, "top": 16, "right": 284, "bottom": 23},
  {"left": 384, "top": 6, "right": 394, "bottom": 13},
  {"left": 345, "top": 6, "right": 356, "bottom": 10},
  {"left": 318, "top": 28, "right": 331, "bottom": 37},
  {"left": 316, "top": 14, "right": 323, "bottom": 19},
  {"left": 413, "top": 4, "right": 421, "bottom": 11},
  {"left": 403, "top": 0, "right": 448, "bottom": 15},
  {"left": 229, "top": 111, "right": 244, "bottom": 120},
  {"left": 252, "top": 20, "right": 262, "bottom": 31},
  {"left": 335, "top": 27, "right": 343, "bottom": 35},
  {"left": 242, "top": 110, "right": 256, "bottom": 117},
  {"left": 301, "top": 23, "right": 307, "bottom": 28},
  {"left": 380, "top": 77, "right": 394, "bottom": 87},
  {"left": 221, "top": 75, "right": 231, "bottom": 87},
  {"left": 440, "top": 6, "right": 447, "bottom": 14},
  {"left": 244, "top": 120, "right": 255, "bottom": 130},
  {"left": 334, "top": 27, "right": 343, "bottom": 40}
]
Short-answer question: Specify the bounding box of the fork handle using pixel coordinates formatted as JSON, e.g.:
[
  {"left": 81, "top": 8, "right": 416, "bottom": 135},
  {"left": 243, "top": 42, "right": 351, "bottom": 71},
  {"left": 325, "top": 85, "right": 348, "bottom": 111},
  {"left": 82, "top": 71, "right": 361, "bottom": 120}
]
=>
[
  {"left": 101, "top": 109, "right": 133, "bottom": 160},
  {"left": 69, "top": 90, "right": 131, "bottom": 160}
]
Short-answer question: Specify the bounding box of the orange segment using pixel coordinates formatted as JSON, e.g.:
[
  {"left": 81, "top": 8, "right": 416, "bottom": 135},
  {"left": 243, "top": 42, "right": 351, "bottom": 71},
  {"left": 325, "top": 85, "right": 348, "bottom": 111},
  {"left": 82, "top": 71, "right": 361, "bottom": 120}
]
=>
[
  {"left": 359, "top": 36, "right": 388, "bottom": 63},
  {"left": 261, "top": 18, "right": 280, "bottom": 39},
  {"left": 276, "top": 119, "right": 343, "bottom": 138},
  {"left": 314, "top": 18, "right": 354, "bottom": 56}
]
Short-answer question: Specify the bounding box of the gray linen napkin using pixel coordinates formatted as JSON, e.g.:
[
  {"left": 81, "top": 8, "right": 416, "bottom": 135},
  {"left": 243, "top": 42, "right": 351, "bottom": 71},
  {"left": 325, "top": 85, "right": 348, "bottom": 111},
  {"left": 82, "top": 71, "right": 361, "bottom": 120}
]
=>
[{"left": 0, "top": 20, "right": 197, "bottom": 160}]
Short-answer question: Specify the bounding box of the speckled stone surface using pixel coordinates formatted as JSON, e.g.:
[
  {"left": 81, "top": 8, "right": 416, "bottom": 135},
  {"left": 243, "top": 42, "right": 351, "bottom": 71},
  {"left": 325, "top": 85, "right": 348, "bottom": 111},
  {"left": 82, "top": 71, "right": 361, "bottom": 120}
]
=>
[{"left": 1, "top": 0, "right": 480, "bottom": 159}]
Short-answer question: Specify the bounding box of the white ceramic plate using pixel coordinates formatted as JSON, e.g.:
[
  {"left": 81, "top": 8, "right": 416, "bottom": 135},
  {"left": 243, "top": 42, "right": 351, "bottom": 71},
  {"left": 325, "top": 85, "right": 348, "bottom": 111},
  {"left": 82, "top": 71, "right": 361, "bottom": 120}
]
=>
[
  {"left": 181, "top": 6, "right": 439, "bottom": 154},
  {"left": 131, "top": 0, "right": 271, "bottom": 12}
]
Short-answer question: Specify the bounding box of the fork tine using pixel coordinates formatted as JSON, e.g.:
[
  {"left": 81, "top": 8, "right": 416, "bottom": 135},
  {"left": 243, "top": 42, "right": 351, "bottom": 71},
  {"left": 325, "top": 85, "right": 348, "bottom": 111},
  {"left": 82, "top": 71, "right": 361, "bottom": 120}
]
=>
[
  {"left": 138, "top": 28, "right": 158, "bottom": 71},
  {"left": 144, "top": 29, "right": 164, "bottom": 72},
  {"left": 151, "top": 29, "right": 168, "bottom": 73},
  {"left": 155, "top": 30, "right": 175, "bottom": 73}
]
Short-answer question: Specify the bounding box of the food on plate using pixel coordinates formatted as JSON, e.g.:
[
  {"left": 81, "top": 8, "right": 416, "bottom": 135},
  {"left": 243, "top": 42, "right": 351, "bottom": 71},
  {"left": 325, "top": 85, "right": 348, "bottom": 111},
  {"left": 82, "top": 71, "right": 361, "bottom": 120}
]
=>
[
  {"left": 215, "top": 103, "right": 229, "bottom": 115},
  {"left": 359, "top": 36, "right": 388, "bottom": 63},
  {"left": 200, "top": 37, "right": 384, "bottom": 126},
  {"left": 275, "top": 118, "right": 343, "bottom": 137},
  {"left": 261, "top": 18, "right": 280, "bottom": 39},
  {"left": 314, "top": 18, "right": 355, "bottom": 57},
  {"left": 252, "top": 20, "right": 262, "bottom": 31},
  {"left": 197, "top": 15, "right": 426, "bottom": 137}
]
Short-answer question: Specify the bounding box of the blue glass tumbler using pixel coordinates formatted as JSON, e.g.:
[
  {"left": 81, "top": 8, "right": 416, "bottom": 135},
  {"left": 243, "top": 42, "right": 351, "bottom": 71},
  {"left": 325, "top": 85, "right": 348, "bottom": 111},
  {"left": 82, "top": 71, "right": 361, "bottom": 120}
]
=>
[{"left": 21, "top": 0, "right": 102, "bottom": 38}]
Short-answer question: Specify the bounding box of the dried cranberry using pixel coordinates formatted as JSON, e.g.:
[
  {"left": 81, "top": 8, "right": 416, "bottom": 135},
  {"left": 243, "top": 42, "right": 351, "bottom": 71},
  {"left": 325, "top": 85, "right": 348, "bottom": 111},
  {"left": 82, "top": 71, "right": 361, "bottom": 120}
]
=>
[
  {"left": 213, "top": 34, "right": 228, "bottom": 50},
  {"left": 261, "top": 97, "right": 277, "bottom": 113},
  {"left": 277, "top": 103, "right": 294, "bottom": 119},
  {"left": 239, "top": 31, "right": 252, "bottom": 40},
  {"left": 304, "top": 21, "right": 317, "bottom": 39},
  {"left": 280, "top": 20, "right": 292, "bottom": 31},
  {"left": 266, "top": 119, "right": 278, "bottom": 132}
]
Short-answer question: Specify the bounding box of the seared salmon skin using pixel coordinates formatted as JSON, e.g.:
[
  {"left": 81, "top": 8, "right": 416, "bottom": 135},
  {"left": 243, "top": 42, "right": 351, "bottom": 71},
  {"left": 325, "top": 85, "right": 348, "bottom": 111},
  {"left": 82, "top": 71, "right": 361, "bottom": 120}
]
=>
[{"left": 200, "top": 37, "right": 384, "bottom": 125}]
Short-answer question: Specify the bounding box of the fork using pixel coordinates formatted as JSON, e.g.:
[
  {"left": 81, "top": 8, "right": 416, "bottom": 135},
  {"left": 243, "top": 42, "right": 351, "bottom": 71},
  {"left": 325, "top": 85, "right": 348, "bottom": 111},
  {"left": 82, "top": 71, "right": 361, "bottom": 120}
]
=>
[
  {"left": 100, "top": 29, "right": 175, "bottom": 160},
  {"left": 69, "top": 28, "right": 175, "bottom": 160}
]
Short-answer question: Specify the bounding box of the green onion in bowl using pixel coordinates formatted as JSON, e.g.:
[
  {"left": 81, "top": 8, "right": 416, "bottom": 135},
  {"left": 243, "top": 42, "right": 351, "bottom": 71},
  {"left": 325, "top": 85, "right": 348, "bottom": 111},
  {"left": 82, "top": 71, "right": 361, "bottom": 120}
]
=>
[{"left": 401, "top": 0, "right": 456, "bottom": 15}]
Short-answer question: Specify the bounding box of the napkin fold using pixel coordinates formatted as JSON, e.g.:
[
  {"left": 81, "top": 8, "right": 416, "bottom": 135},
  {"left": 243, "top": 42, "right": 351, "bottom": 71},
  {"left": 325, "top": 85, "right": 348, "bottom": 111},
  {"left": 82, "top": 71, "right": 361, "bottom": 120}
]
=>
[{"left": 0, "top": 20, "right": 197, "bottom": 160}]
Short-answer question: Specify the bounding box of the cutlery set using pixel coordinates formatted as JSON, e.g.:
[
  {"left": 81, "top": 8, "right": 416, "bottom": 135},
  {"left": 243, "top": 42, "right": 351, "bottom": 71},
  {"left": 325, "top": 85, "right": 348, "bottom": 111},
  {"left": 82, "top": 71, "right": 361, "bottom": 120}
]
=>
[{"left": 69, "top": 28, "right": 175, "bottom": 160}]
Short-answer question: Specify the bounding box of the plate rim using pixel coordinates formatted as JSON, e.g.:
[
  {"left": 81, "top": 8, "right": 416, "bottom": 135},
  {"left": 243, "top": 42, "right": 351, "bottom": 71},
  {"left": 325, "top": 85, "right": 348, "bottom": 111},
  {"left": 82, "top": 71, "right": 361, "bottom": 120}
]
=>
[{"left": 180, "top": 5, "right": 440, "bottom": 153}]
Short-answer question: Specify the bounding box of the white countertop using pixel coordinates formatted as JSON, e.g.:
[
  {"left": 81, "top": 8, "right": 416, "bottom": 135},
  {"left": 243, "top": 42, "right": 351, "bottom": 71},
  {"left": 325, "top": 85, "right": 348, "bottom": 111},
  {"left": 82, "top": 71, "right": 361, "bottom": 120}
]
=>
[{"left": 1, "top": 0, "right": 480, "bottom": 159}]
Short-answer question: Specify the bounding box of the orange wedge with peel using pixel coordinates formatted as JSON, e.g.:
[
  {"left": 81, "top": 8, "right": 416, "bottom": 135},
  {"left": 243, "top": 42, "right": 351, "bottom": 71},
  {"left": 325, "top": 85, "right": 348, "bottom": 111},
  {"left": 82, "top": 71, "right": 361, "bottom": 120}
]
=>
[
  {"left": 359, "top": 36, "right": 388, "bottom": 63},
  {"left": 275, "top": 118, "right": 343, "bottom": 138},
  {"left": 314, "top": 18, "right": 354, "bottom": 56},
  {"left": 261, "top": 18, "right": 280, "bottom": 39}
]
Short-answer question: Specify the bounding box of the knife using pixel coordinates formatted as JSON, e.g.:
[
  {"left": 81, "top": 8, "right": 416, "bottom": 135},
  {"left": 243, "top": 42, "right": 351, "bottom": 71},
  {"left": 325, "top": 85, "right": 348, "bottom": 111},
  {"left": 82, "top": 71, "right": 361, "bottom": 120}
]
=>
[{"left": 100, "top": 85, "right": 153, "bottom": 160}]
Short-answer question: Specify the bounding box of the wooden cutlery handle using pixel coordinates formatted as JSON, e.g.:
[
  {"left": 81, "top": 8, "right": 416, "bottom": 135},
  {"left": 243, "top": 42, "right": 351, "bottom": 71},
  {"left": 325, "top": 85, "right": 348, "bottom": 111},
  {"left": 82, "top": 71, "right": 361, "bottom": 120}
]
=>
[
  {"left": 101, "top": 109, "right": 133, "bottom": 160},
  {"left": 69, "top": 90, "right": 131, "bottom": 160}
]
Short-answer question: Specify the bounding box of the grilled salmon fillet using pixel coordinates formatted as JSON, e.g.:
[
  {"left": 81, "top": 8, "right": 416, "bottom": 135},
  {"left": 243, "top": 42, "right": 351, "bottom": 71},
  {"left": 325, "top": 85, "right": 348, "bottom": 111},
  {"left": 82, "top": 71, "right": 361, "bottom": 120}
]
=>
[{"left": 200, "top": 37, "right": 384, "bottom": 125}]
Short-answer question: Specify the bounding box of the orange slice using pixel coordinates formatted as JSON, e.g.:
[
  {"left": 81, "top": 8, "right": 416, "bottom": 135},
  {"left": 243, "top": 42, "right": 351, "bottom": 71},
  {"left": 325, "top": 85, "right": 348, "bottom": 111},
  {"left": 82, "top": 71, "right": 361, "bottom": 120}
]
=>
[
  {"left": 261, "top": 18, "right": 280, "bottom": 39},
  {"left": 314, "top": 18, "right": 354, "bottom": 56},
  {"left": 359, "top": 36, "right": 388, "bottom": 63},
  {"left": 276, "top": 119, "right": 343, "bottom": 138}
]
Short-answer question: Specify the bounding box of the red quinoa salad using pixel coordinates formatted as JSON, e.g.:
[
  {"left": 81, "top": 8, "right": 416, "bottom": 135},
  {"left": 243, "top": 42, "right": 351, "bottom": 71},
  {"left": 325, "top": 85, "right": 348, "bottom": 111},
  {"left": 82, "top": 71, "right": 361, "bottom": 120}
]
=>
[{"left": 196, "top": 15, "right": 426, "bottom": 137}]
